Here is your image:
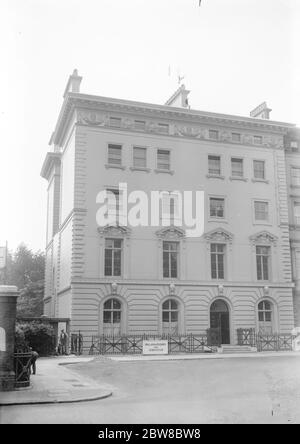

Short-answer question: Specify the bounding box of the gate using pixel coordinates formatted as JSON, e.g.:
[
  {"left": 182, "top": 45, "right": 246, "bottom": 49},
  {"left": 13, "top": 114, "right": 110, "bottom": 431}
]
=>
[
  {"left": 237, "top": 329, "right": 296, "bottom": 351},
  {"left": 89, "top": 333, "right": 219, "bottom": 355}
]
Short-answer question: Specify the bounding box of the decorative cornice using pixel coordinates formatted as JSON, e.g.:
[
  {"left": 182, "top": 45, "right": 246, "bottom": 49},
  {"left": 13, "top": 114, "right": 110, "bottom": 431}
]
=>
[
  {"left": 204, "top": 228, "right": 234, "bottom": 244},
  {"left": 40, "top": 152, "right": 61, "bottom": 180},
  {"left": 97, "top": 224, "right": 131, "bottom": 238},
  {"left": 50, "top": 92, "right": 296, "bottom": 147},
  {"left": 156, "top": 226, "right": 186, "bottom": 240},
  {"left": 249, "top": 231, "right": 278, "bottom": 246}
]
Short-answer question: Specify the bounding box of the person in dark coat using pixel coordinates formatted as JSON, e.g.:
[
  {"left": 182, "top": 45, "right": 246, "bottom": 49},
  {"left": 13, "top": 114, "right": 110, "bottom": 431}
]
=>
[{"left": 29, "top": 348, "right": 39, "bottom": 375}]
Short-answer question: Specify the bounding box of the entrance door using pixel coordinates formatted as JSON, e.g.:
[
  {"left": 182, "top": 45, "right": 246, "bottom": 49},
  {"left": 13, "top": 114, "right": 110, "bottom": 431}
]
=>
[{"left": 210, "top": 299, "right": 230, "bottom": 344}]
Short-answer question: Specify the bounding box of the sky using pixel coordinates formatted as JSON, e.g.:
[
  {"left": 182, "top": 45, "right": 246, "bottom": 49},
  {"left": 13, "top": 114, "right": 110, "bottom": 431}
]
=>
[{"left": 0, "top": 0, "right": 299, "bottom": 252}]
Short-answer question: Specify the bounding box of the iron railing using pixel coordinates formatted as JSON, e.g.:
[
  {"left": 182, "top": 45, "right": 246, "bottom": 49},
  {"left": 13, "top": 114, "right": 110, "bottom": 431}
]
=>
[
  {"left": 70, "top": 331, "right": 83, "bottom": 355},
  {"left": 237, "top": 329, "right": 296, "bottom": 351},
  {"left": 89, "top": 331, "right": 220, "bottom": 355}
]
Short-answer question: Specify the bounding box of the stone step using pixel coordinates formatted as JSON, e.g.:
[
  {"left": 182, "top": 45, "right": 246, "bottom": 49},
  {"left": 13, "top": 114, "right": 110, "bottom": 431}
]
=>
[{"left": 220, "top": 345, "right": 257, "bottom": 354}]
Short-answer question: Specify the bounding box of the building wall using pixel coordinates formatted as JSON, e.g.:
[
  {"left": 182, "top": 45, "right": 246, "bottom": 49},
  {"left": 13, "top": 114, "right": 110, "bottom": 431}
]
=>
[
  {"left": 71, "top": 282, "right": 294, "bottom": 350},
  {"left": 76, "top": 124, "right": 291, "bottom": 284},
  {"left": 60, "top": 130, "right": 75, "bottom": 225},
  {"left": 42, "top": 91, "right": 297, "bottom": 341},
  {"left": 285, "top": 142, "right": 300, "bottom": 326}
]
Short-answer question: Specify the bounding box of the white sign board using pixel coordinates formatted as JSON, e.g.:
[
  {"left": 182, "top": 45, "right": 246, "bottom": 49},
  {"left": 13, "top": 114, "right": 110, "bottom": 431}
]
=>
[
  {"left": 0, "top": 247, "right": 6, "bottom": 269},
  {"left": 142, "top": 340, "right": 168, "bottom": 355},
  {"left": 292, "top": 336, "right": 300, "bottom": 352},
  {"left": 0, "top": 327, "right": 6, "bottom": 352}
]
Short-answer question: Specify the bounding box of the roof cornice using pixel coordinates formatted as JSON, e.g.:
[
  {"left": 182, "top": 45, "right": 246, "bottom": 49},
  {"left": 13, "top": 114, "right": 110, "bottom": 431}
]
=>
[
  {"left": 50, "top": 92, "right": 297, "bottom": 147},
  {"left": 40, "top": 152, "right": 61, "bottom": 180}
]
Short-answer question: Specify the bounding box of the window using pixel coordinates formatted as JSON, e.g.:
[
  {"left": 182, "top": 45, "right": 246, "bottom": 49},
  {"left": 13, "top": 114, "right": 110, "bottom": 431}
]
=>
[
  {"left": 157, "top": 149, "right": 170, "bottom": 170},
  {"left": 254, "top": 135, "right": 263, "bottom": 145},
  {"left": 108, "top": 144, "right": 122, "bottom": 166},
  {"left": 294, "top": 203, "right": 300, "bottom": 225},
  {"left": 253, "top": 160, "right": 265, "bottom": 179},
  {"left": 133, "top": 146, "right": 147, "bottom": 168},
  {"left": 158, "top": 123, "right": 169, "bottom": 134},
  {"left": 210, "top": 198, "right": 225, "bottom": 218},
  {"left": 291, "top": 141, "right": 299, "bottom": 152},
  {"left": 231, "top": 158, "right": 243, "bottom": 178},
  {"left": 254, "top": 201, "right": 268, "bottom": 221},
  {"left": 163, "top": 241, "right": 178, "bottom": 278},
  {"left": 232, "top": 133, "right": 241, "bottom": 142},
  {"left": 291, "top": 167, "right": 300, "bottom": 186},
  {"left": 256, "top": 246, "right": 270, "bottom": 280},
  {"left": 109, "top": 117, "right": 121, "bottom": 128},
  {"left": 103, "top": 298, "right": 121, "bottom": 335},
  {"left": 134, "top": 120, "right": 146, "bottom": 130},
  {"left": 162, "top": 299, "right": 178, "bottom": 334},
  {"left": 106, "top": 188, "right": 124, "bottom": 224},
  {"left": 104, "top": 239, "right": 122, "bottom": 276},
  {"left": 208, "top": 155, "right": 221, "bottom": 175},
  {"left": 211, "top": 244, "right": 225, "bottom": 279},
  {"left": 162, "top": 192, "right": 180, "bottom": 225},
  {"left": 258, "top": 300, "right": 273, "bottom": 333},
  {"left": 209, "top": 129, "right": 219, "bottom": 140}
]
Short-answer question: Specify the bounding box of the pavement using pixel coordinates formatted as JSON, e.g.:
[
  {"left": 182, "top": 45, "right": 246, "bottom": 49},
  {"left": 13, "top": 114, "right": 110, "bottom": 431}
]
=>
[
  {"left": 1, "top": 350, "right": 299, "bottom": 407},
  {"left": 0, "top": 356, "right": 112, "bottom": 406},
  {"left": 108, "top": 350, "right": 300, "bottom": 361}
]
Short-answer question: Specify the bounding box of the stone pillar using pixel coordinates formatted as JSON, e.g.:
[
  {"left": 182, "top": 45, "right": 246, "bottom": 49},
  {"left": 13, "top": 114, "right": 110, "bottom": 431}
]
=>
[{"left": 0, "top": 285, "right": 18, "bottom": 391}]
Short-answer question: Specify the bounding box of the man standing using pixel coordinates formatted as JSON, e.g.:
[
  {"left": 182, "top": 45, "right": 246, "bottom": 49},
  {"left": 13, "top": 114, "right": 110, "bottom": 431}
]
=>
[{"left": 59, "top": 329, "right": 68, "bottom": 355}]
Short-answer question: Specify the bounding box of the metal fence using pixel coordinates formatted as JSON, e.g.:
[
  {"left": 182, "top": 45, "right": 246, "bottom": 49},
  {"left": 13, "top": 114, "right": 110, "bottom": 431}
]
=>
[
  {"left": 88, "top": 332, "right": 220, "bottom": 355},
  {"left": 237, "top": 328, "right": 296, "bottom": 351},
  {"left": 70, "top": 332, "right": 83, "bottom": 355}
]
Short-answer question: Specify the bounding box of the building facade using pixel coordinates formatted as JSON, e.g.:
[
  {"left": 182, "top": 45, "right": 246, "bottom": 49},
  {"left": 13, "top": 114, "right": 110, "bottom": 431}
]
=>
[{"left": 41, "top": 70, "right": 299, "bottom": 350}]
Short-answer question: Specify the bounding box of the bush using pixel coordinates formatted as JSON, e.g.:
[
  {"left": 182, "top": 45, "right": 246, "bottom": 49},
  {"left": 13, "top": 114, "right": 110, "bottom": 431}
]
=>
[{"left": 15, "top": 321, "right": 56, "bottom": 356}]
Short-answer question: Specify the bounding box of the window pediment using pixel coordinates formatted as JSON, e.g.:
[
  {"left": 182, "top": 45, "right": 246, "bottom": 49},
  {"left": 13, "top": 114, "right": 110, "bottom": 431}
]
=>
[
  {"left": 156, "top": 226, "right": 185, "bottom": 240},
  {"left": 98, "top": 224, "right": 131, "bottom": 238},
  {"left": 204, "top": 228, "right": 233, "bottom": 244},
  {"left": 250, "top": 231, "right": 278, "bottom": 246}
]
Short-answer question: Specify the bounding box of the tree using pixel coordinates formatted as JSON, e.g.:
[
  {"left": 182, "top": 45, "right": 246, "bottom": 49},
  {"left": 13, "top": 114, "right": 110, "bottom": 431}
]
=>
[
  {"left": 2, "top": 243, "right": 45, "bottom": 317},
  {"left": 17, "top": 281, "right": 45, "bottom": 317}
]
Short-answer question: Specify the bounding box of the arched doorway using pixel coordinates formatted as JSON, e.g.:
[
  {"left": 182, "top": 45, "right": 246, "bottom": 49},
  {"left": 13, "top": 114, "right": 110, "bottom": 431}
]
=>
[{"left": 210, "top": 299, "right": 230, "bottom": 344}]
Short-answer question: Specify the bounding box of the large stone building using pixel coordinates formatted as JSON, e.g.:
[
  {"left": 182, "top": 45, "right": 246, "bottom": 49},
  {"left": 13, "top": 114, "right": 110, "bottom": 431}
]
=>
[{"left": 41, "top": 70, "right": 300, "bottom": 350}]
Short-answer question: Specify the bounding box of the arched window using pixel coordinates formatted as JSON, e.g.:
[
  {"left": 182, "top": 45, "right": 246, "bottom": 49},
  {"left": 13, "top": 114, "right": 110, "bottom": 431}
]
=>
[
  {"left": 162, "top": 299, "right": 178, "bottom": 335},
  {"left": 258, "top": 300, "right": 273, "bottom": 334},
  {"left": 103, "top": 298, "right": 121, "bottom": 336}
]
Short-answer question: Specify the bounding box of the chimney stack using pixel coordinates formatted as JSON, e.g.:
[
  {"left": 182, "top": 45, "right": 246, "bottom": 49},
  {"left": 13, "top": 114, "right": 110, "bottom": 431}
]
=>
[
  {"left": 165, "top": 84, "right": 190, "bottom": 109},
  {"left": 63, "top": 69, "right": 82, "bottom": 98},
  {"left": 250, "top": 101, "right": 272, "bottom": 120}
]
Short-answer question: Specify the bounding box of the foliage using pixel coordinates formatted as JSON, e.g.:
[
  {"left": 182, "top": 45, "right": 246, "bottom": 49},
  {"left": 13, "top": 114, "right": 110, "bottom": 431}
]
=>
[
  {"left": 5, "top": 243, "right": 45, "bottom": 289},
  {"left": 17, "top": 280, "right": 44, "bottom": 317},
  {"left": 15, "top": 321, "right": 56, "bottom": 356},
  {"left": 0, "top": 243, "right": 46, "bottom": 317}
]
